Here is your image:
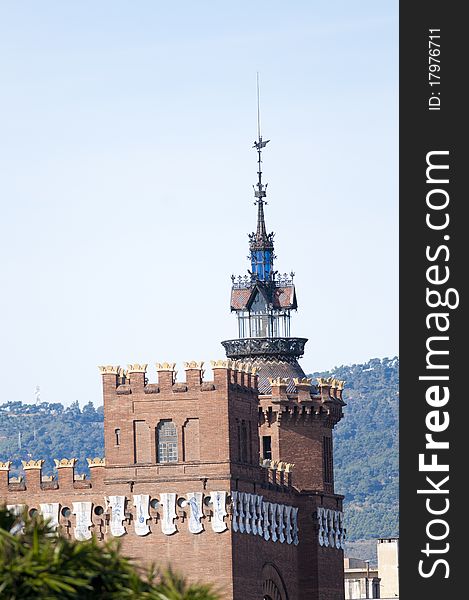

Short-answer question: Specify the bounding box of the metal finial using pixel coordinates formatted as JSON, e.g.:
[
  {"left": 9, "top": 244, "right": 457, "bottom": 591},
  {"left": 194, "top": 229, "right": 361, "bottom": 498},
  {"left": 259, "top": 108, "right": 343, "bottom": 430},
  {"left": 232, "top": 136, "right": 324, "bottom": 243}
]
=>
[
  {"left": 257, "top": 71, "right": 261, "bottom": 142},
  {"left": 252, "top": 73, "right": 270, "bottom": 204}
]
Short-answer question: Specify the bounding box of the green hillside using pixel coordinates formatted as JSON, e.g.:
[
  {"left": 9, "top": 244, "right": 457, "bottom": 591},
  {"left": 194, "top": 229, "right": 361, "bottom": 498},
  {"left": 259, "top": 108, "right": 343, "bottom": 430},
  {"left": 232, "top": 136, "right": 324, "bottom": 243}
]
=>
[
  {"left": 0, "top": 401, "right": 104, "bottom": 477},
  {"left": 0, "top": 357, "right": 399, "bottom": 552}
]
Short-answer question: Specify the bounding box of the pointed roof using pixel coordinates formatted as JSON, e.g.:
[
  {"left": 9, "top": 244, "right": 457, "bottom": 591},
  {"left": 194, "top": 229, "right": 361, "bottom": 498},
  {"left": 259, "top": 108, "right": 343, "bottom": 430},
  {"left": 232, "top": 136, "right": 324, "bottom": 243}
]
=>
[
  {"left": 230, "top": 282, "right": 297, "bottom": 312},
  {"left": 249, "top": 199, "right": 274, "bottom": 251}
]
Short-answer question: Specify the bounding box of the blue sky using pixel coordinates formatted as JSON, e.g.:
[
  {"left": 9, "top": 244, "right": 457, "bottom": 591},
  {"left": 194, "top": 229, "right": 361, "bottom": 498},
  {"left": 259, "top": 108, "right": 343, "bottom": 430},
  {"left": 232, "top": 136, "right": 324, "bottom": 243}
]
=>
[{"left": 0, "top": 1, "right": 398, "bottom": 407}]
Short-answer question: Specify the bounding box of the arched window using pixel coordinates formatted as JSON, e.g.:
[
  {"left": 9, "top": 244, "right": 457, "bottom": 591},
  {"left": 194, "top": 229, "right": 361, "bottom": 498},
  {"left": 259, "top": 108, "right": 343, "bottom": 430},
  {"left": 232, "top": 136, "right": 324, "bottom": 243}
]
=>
[
  {"left": 262, "top": 564, "right": 288, "bottom": 600},
  {"left": 115, "top": 428, "right": 121, "bottom": 446},
  {"left": 157, "top": 420, "right": 178, "bottom": 463}
]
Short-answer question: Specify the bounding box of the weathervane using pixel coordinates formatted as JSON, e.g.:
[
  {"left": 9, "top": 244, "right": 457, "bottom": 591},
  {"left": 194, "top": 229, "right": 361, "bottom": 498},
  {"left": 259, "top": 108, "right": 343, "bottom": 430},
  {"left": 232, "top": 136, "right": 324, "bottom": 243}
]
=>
[{"left": 252, "top": 72, "right": 270, "bottom": 202}]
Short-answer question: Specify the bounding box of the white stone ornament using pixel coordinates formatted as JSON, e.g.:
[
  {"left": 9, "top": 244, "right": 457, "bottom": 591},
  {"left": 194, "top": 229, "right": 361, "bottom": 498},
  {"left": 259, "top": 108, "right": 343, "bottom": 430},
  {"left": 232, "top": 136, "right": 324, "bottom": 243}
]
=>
[
  {"left": 339, "top": 511, "right": 345, "bottom": 549},
  {"left": 187, "top": 492, "right": 204, "bottom": 534},
  {"left": 160, "top": 493, "right": 177, "bottom": 535},
  {"left": 278, "top": 504, "right": 286, "bottom": 543},
  {"left": 7, "top": 504, "right": 26, "bottom": 534},
  {"left": 256, "top": 495, "right": 264, "bottom": 537},
  {"left": 211, "top": 491, "right": 228, "bottom": 533},
  {"left": 133, "top": 495, "right": 150, "bottom": 536},
  {"left": 7, "top": 504, "right": 26, "bottom": 516},
  {"left": 238, "top": 492, "right": 245, "bottom": 533},
  {"left": 250, "top": 494, "right": 257, "bottom": 535},
  {"left": 72, "top": 502, "right": 93, "bottom": 540},
  {"left": 292, "top": 507, "right": 299, "bottom": 546},
  {"left": 333, "top": 511, "right": 340, "bottom": 548},
  {"left": 228, "top": 492, "right": 299, "bottom": 545},
  {"left": 316, "top": 508, "right": 344, "bottom": 549},
  {"left": 108, "top": 495, "right": 126, "bottom": 537},
  {"left": 284, "top": 505, "right": 293, "bottom": 544},
  {"left": 231, "top": 491, "right": 239, "bottom": 533},
  {"left": 328, "top": 509, "right": 334, "bottom": 547},
  {"left": 318, "top": 507, "right": 325, "bottom": 547},
  {"left": 323, "top": 509, "right": 330, "bottom": 547},
  {"left": 244, "top": 493, "right": 252, "bottom": 534},
  {"left": 39, "top": 503, "right": 60, "bottom": 530},
  {"left": 263, "top": 501, "right": 271, "bottom": 541},
  {"left": 270, "top": 503, "right": 278, "bottom": 542}
]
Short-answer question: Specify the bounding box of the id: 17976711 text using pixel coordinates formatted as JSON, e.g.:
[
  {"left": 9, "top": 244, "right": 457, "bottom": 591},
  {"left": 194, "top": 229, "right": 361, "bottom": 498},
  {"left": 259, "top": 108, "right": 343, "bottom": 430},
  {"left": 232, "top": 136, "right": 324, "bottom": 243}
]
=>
[{"left": 428, "top": 29, "right": 441, "bottom": 111}]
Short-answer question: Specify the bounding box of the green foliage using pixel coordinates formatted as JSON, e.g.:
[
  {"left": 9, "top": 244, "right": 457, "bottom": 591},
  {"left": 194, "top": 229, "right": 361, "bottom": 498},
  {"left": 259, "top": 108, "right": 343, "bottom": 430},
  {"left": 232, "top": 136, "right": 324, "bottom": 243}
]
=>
[
  {"left": 0, "top": 507, "right": 218, "bottom": 600},
  {"left": 310, "top": 356, "right": 399, "bottom": 542}
]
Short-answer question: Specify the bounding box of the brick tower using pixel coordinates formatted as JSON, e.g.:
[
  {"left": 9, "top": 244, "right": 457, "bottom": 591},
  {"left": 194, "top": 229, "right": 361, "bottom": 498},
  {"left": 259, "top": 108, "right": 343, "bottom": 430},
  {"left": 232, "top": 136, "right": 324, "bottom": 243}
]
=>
[
  {"left": 222, "top": 129, "right": 347, "bottom": 596},
  {"left": 1, "top": 123, "right": 346, "bottom": 600}
]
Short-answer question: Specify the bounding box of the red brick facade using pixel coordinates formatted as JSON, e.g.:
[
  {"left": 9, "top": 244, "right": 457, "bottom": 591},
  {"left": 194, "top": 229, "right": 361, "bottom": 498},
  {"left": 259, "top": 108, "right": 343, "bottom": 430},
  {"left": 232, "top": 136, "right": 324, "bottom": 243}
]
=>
[{"left": 1, "top": 362, "right": 346, "bottom": 600}]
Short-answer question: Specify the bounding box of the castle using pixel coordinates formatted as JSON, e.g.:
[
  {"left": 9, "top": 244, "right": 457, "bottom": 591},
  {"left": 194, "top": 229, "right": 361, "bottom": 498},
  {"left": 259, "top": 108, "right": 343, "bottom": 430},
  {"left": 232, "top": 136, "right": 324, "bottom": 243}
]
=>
[{"left": 1, "top": 131, "right": 346, "bottom": 600}]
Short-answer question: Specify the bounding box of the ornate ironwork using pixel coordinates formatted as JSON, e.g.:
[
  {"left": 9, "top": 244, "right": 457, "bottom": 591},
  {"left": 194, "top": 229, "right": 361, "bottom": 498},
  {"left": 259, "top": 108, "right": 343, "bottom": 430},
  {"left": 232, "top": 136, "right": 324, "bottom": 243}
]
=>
[
  {"left": 231, "top": 272, "right": 295, "bottom": 290},
  {"left": 275, "top": 272, "right": 295, "bottom": 287},
  {"left": 221, "top": 337, "right": 307, "bottom": 359}
]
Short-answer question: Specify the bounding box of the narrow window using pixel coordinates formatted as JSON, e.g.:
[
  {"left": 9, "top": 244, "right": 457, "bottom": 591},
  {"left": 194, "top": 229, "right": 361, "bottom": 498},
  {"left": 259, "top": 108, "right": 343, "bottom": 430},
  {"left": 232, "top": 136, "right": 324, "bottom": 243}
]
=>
[
  {"left": 262, "top": 436, "right": 272, "bottom": 460},
  {"left": 157, "top": 420, "right": 178, "bottom": 463},
  {"left": 323, "top": 436, "right": 333, "bottom": 485},
  {"left": 115, "top": 428, "right": 121, "bottom": 446},
  {"left": 240, "top": 420, "right": 248, "bottom": 463}
]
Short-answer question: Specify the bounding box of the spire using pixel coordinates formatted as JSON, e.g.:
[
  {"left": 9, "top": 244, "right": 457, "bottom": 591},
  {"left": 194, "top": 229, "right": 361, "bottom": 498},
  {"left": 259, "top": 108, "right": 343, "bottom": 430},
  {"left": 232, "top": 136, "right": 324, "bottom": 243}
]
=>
[
  {"left": 247, "top": 74, "right": 275, "bottom": 282},
  {"left": 250, "top": 73, "right": 274, "bottom": 255}
]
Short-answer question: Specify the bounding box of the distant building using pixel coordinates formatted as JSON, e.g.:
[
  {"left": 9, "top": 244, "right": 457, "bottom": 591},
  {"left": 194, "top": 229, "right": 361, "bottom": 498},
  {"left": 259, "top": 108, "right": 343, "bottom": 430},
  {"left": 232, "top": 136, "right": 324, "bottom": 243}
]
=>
[
  {"left": 377, "top": 538, "right": 399, "bottom": 598},
  {"left": 344, "top": 557, "right": 380, "bottom": 599},
  {"left": 344, "top": 538, "right": 399, "bottom": 599}
]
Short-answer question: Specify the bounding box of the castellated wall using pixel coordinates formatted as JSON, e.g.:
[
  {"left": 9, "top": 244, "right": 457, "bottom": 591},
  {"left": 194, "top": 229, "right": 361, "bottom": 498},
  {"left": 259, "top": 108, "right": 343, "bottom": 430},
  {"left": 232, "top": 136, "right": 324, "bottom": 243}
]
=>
[{"left": 1, "top": 361, "right": 346, "bottom": 600}]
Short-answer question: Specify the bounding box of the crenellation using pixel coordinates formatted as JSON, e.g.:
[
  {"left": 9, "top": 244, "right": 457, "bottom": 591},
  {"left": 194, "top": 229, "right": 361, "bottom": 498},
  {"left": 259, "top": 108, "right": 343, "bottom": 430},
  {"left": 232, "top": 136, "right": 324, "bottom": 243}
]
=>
[
  {"left": 22, "top": 459, "right": 44, "bottom": 470},
  {"left": 20, "top": 459, "right": 44, "bottom": 491},
  {"left": 98, "top": 360, "right": 262, "bottom": 395},
  {"left": 54, "top": 458, "right": 77, "bottom": 468},
  {"left": 293, "top": 377, "right": 313, "bottom": 402},
  {"left": 172, "top": 382, "right": 188, "bottom": 392},
  {"left": 211, "top": 360, "right": 231, "bottom": 388},
  {"left": 156, "top": 362, "right": 177, "bottom": 389},
  {"left": 184, "top": 361, "right": 205, "bottom": 388},
  {"left": 127, "top": 363, "right": 148, "bottom": 373},
  {"left": 269, "top": 377, "right": 290, "bottom": 400},
  {"left": 316, "top": 376, "right": 346, "bottom": 404},
  {"left": 144, "top": 383, "right": 160, "bottom": 394},
  {"left": 0, "top": 457, "right": 108, "bottom": 497},
  {"left": 200, "top": 381, "right": 215, "bottom": 391},
  {"left": 116, "top": 384, "right": 132, "bottom": 395},
  {"left": 0, "top": 463, "right": 10, "bottom": 491},
  {"left": 127, "top": 364, "right": 147, "bottom": 391},
  {"left": 99, "top": 365, "right": 120, "bottom": 375},
  {"left": 87, "top": 457, "right": 106, "bottom": 468}
]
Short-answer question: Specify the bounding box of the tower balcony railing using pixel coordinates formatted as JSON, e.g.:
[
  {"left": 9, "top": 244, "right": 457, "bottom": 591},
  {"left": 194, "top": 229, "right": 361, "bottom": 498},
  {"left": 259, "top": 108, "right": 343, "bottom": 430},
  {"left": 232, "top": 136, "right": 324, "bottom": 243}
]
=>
[
  {"left": 222, "top": 337, "right": 307, "bottom": 359},
  {"left": 231, "top": 272, "right": 295, "bottom": 289}
]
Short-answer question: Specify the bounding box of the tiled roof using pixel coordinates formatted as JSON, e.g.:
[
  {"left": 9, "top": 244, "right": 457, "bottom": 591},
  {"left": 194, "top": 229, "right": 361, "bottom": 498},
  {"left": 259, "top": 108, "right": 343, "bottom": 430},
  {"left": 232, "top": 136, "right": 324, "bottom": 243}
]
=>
[
  {"left": 250, "top": 357, "right": 308, "bottom": 394},
  {"left": 272, "top": 286, "right": 296, "bottom": 309},
  {"left": 230, "top": 288, "right": 252, "bottom": 310},
  {"left": 230, "top": 285, "right": 296, "bottom": 311}
]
